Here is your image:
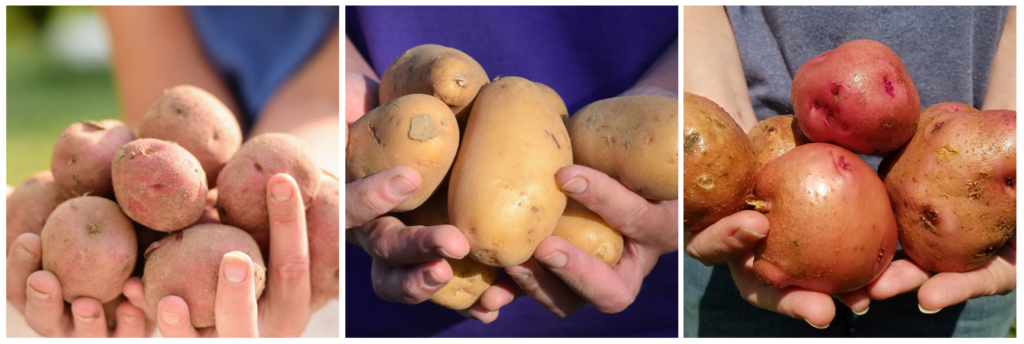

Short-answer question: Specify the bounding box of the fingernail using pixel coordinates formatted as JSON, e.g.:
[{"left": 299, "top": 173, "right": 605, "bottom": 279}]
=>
[
  {"left": 27, "top": 285, "right": 50, "bottom": 300},
  {"left": 805, "top": 319, "right": 829, "bottom": 329},
  {"left": 224, "top": 252, "right": 249, "bottom": 284},
  {"left": 424, "top": 270, "right": 446, "bottom": 288},
  {"left": 388, "top": 175, "right": 417, "bottom": 197},
  {"left": 16, "top": 244, "right": 37, "bottom": 262},
  {"left": 271, "top": 181, "right": 292, "bottom": 202},
  {"left": 735, "top": 227, "right": 767, "bottom": 242},
  {"left": 162, "top": 311, "right": 181, "bottom": 325},
  {"left": 560, "top": 177, "right": 588, "bottom": 194},
  {"left": 122, "top": 314, "right": 138, "bottom": 324},
  {"left": 538, "top": 251, "right": 567, "bottom": 268},
  {"left": 74, "top": 312, "right": 96, "bottom": 323},
  {"left": 854, "top": 306, "right": 869, "bottom": 316},
  {"left": 919, "top": 304, "right": 942, "bottom": 314},
  {"left": 437, "top": 247, "right": 459, "bottom": 259}
]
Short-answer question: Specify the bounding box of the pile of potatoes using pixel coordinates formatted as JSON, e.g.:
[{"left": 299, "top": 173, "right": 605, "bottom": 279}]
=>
[
  {"left": 7, "top": 85, "right": 340, "bottom": 329},
  {"left": 347, "top": 44, "right": 678, "bottom": 310},
  {"left": 683, "top": 39, "right": 1016, "bottom": 295}
]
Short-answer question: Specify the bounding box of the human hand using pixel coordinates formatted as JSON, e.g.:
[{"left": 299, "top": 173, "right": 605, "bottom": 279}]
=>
[
  {"left": 866, "top": 234, "right": 1016, "bottom": 313},
  {"left": 474, "top": 165, "right": 676, "bottom": 318},
  {"left": 121, "top": 174, "right": 320, "bottom": 337},
  {"left": 6, "top": 232, "right": 153, "bottom": 337}
]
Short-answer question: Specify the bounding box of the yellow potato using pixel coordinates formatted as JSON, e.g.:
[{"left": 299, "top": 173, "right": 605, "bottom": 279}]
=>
[
  {"left": 449, "top": 76, "right": 573, "bottom": 267},
  {"left": 429, "top": 257, "right": 498, "bottom": 310},
  {"left": 535, "top": 82, "right": 569, "bottom": 121},
  {"left": 346, "top": 94, "right": 459, "bottom": 211},
  {"left": 566, "top": 95, "right": 678, "bottom": 200},
  {"left": 552, "top": 199, "right": 623, "bottom": 267},
  {"left": 379, "top": 44, "right": 489, "bottom": 128}
]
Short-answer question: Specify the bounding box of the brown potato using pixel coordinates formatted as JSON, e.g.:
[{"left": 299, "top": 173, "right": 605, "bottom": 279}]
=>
[
  {"left": 429, "top": 257, "right": 498, "bottom": 310},
  {"left": 567, "top": 95, "right": 678, "bottom": 200},
  {"left": 449, "top": 76, "right": 572, "bottom": 267},
  {"left": 346, "top": 94, "right": 459, "bottom": 211},
  {"left": 747, "top": 115, "right": 811, "bottom": 173},
  {"left": 552, "top": 199, "right": 623, "bottom": 267},
  {"left": 535, "top": 82, "right": 569, "bottom": 121},
  {"left": 379, "top": 44, "right": 489, "bottom": 128}
]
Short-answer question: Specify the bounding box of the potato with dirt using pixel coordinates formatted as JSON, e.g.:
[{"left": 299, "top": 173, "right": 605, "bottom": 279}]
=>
[
  {"left": 308, "top": 173, "right": 340, "bottom": 300},
  {"left": 682, "top": 92, "right": 756, "bottom": 232},
  {"left": 346, "top": 94, "right": 460, "bottom": 211},
  {"left": 881, "top": 109, "right": 1015, "bottom": 273},
  {"left": 379, "top": 44, "right": 489, "bottom": 127},
  {"left": 750, "top": 143, "right": 897, "bottom": 294},
  {"left": 535, "top": 82, "right": 569, "bottom": 121},
  {"left": 217, "top": 133, "right": 320, "bottom": 233},
  {"left": 429, "top": 257, "right": 498, "bottom": 310},
  {"left": 747, "top": 115, "right": 811, "bottom": 173},
  {"left": 567, "top": 95, "right": 678, "bottom": 201},
  {"left": 41, "top": 196, "right": 137, "bottom": 303},
  {"left": 7, "top": 171, "right": 67, "bottom": 254},
  {"left": 791, "top": 39, "right": 920, "bottom": 154},
  {"left": 449, "top": 76, "right": 573, "bottom": 268},
  {"left": 111, "top": 138, "right": 208, "bottom": 232},
  {"left": 142, "top": 224, "right": 266, "bottom": 328},
  {"left": 552, "top": 199, "right": 623, "bottom": 267},
  {"left": 138, "top": 85, "right": 243, "bottom": 187},
  {"left": 50, "top": 119, "right": 135, "bottom": 198}
]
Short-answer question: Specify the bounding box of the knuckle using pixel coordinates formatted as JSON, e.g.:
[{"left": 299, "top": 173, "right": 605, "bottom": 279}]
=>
[
  {"left": 271, "top": 255, "right": 309, "bottom": 284},
  {"left": 598, "top": 288, "right": 636, "bottom": 314}
]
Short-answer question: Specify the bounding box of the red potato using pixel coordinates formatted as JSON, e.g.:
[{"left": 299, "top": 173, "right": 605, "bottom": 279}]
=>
[
  {"left": 51, "top": 119, "right": 135, "bottom": 198},
  {"left": 307, "top": 173, "right": 339, "bottom": 300},
  {"left": 791, "top": 39, "right": 920, "bottom": 154},
  {"left": 751, "top": 143, "right": 897, "bottom": 294},
  {"left": 6, "top": 171, "right": 67, "bottom": 254},
  {"left": 881, "top": 109, "right": 1015, "bottom": 272},
  {"left": 111, "top": 139, "right": 208, "bottom": 232}
]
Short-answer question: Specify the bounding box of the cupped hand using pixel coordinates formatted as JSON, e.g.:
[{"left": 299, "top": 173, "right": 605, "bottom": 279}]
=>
[
  {"left": 6, "top": 232, "right": 152, "bottom": 337},
  {"left": 122, "top": 174, "right": 320, "bottom": 337},
  {"left": 478, "top": 165, "right": 676, "bottom": 318},
  {"left": 867, "top": 233, "right": 1016, "bottom": 313}
]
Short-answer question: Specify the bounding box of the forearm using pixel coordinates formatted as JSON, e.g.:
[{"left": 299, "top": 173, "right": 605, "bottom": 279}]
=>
[
  {"left": 982, "top": 6, "right": 1015, "bottom": 111},
  {"left": 100, "top": 6, "right": 243, "bottom": 131},
  {"left": 683, "top": 6, "right": 758, "bottom": 132},
  {"left": 629, "top": 38, "right": 678, "bottom": 95},
  {"left": 346, "top": 35, "right": 379, "bottom": 81}
]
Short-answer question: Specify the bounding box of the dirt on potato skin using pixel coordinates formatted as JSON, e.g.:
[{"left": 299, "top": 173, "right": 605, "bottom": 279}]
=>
[
  {"left": 111, "top": 138, "right": 208, "bottom": 232},
  {"left": 51, "top": 119, "right": 135, "bottom": 199}
]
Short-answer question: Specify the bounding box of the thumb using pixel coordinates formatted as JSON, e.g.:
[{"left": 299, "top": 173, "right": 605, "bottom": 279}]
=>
[
  {"left": 684, "top": 210, "right": 769, "bottom": 266},
  {"left": 345, "top": 165, "right": 421, "bottom": 228}
]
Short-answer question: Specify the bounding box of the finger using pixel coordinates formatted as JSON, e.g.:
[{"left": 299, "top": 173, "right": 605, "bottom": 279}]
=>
[
  {"left": 477, "top": 275, "right": 522, "bottom": 312},
  {"left": 917, "top": 246, "right": 1016, "bottom": 313},
  {"left": 505, "top": 257, "right": 586, "bottom": 318},
  {"left": 264, "top": 174, "right": 311, "bottom": 337},
  {"left": 111, "top": 299, "right": 147, "bottom": 337},
  {"left": 532, "top": 236, "right": 645, "bottom": 313},
  {"left": 833, "top": 288, "right": 871, "bottom": 315},
  {"left": 345, "top": 165, "right": 421, "bottom": 228},
  {"left": 728, "top": 254, "right": 836, "bottom": 329},
  {"left": 70, "top": 298, "right": 109, "bottom": 337},
  {"left": 866, "top": 259, "right": 931, "bottom": 300},
  {"left": 7, "top": 233, "right": 43, "bottom": 313},
  {"left": 353, "top": 216, "right": 469, "bottom": 266},
  {"left": 122, "top": 277, "right": 156, "bottom": 321},
  {"left": 457, "top": 303, "right": 500, "bottom": 324},
  {"left": 214, "top": 252, "right": 259, "bottom": 337},
  {"left": 683, "top": 210, "right": 769, "bottom": 266},
  {"left": 371, "top": 258, "right": 452, "bottom": 304},
  {"left": 23, "top": 270, "right": 72, "bottom": 337},
  {"left": 555, "top": 165, "right": 677, "bottom": 251},
  {"left": 156, "top": 296, "right": 200, "bottom": 338}
]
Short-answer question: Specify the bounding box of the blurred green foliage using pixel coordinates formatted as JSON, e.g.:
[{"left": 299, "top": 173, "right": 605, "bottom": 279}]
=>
[{"left": 7, "top": 6, "right": 120, "bottom": 186}]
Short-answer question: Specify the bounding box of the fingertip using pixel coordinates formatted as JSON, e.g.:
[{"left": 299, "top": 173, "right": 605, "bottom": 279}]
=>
[
  {"left": 12, "top": 233, "right": 42, "bottom": 262},
  {"left": 70, "top": 298, "right": 103, "bottom": 324},
  {"left": 26, "top": 270, "right": 59, "bottom": 302},
  {"left": 157, "top": 296, "right": 188, "bottom": 327},
  {"left": 385, "top": 165, "right": 422, "bottom": 198},
  {"left": 116, "top": 299, "right": 143, "bottom": 325},
  {"left": 434, "top": 225, "right": 470, "bottom": 259},
  {"left": 221, "top": 251, "right": 253, "bottom": 285},
  {"left": 423, "top": 259, "right": 453, "bottom": 289},
  {"left": 268, "top": 173, "right": 298, "bottom": 203}
]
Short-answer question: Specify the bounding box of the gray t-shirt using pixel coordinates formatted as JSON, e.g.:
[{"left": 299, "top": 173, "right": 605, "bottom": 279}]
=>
[{"left": 726, "top": 6, "right": 1009, "bottom": 169}]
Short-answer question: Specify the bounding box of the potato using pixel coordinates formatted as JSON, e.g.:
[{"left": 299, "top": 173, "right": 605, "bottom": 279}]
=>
[
  {"left": 791, "top": 39, "right": 920, "bottom": 154},
  {"left": 379, "top": 44, "right": 489, "bottom": 127},
  {"left": 111, "top": 138, "right": 208, "bottom": 232},
  {"left": 747, "top": 115, "right": 811, "bottom": 173},
  {"left": 217, "top": 133, "right": 320, "bottom": 233},
  {"left": 138, "top": 85, "right": 243, "bottom": 187},
  {"left": 395, "top": 174, "right": 451, "bottom": 226},
  {"left": 567, "top": 95, "right": 678, "bottom": 200},
  {"left": 429, "top": 257, "right": 498, "bottom": 310},
  {"left": 41, "top": 196, "right": 137, "bottom": 303},
  {"left": 308, "top": 173, "right": 340, "bottom": 299},
  {"left": 552, "top": 199, "right": 623, "bottom": 267},
  {"left": 449, "top": 76, "right": 573, "bottom": 267},
  {"left": 535, "top": 82, "right": 569, "bottom": 121},
  {"left": 917, "top": 102, "right": 978, "bottom": 130},
  {"left": 346, "top": 94, "right": 459, "bottom": 211},
  {"left": 142, "top": 224, "right": 266, "bottom": 328},
  {"left": 881, "top": 109, "right": 1015, "bottom": 272},
  {"left": 51, "top": 119, "right": 135, "bottom": 198},
  {"left": 683, "top": 92, "right": 756, "bottom": 231},
  {"left": 7, "top": 171, "right": 67, "bottom": 254}
]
